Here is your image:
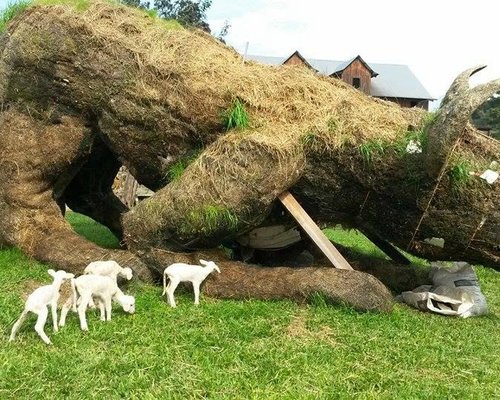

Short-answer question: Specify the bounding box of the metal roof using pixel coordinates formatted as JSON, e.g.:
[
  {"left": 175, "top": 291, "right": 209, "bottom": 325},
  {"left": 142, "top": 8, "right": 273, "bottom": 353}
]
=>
[{"left": 245, "top": 54, "right": 433, "bottom": 100}]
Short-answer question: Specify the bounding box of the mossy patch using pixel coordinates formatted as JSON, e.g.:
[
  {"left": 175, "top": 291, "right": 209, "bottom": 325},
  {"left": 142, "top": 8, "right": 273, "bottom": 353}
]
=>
[{"left": 180, "top": 205, "right": 239, "bottom": 235}]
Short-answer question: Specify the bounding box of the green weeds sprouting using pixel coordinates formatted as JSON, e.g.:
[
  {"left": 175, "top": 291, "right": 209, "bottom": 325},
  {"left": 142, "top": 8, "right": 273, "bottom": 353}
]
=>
[
  {"left": 166, "top": 148, "right": 203, "bottom": 182},
  {"left": 448, "top": 160, "right": 473, "bottom": 188},
  {"left": 181, "top": 204, "right": 239, "bottom": 234},
  {"left": 358, "top": 140, "right": 386, "bottom": 165},
  {"left": 0, "top": 0, "right": 31, "bottom": 32},
  {"left": 301, "top": 131, "right": 318, "bottom": 147},
  {"left": 222, "top": 98, "right": 250, "bottom": 131}
]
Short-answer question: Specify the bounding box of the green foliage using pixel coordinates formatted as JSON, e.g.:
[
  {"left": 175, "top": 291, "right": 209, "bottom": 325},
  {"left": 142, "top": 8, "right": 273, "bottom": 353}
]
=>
[
  {"left": 472, "top": 94, "right": 500, "bottom": 139},
  {"left": 0, "top": 0, "right": 30, "bottom": 32},
  {"left": 358, "top": 139, "right": 386, "bottom": 165},
  {"left": 0, "top": 220, "right": 499, "bottom": 398},
  {"left": 152, "top": 0, "right": 212, "bottom": 32},
  {"left": 221, "top": 98, "right": 250, "bottom": 131},
  {"left": 166, "top": 148, "right": 203, "bottom": 182},
  {"left": 396, "top": 112, "right": 436, "bottom": 155},
  {"left": 327, "top": 117, "right": 338, "bottom": 132},
  {"left": 300, "top": 131, "right": 318, "bottom": 147},
  {"left": 34, "top": 0, "right": 90, "bottom": 11},
  {"left": 182, "top": 204, "right": 239, "bottom": 234},
  {"left": 448, "top": 160, "right": 473, "bottom": 187}
]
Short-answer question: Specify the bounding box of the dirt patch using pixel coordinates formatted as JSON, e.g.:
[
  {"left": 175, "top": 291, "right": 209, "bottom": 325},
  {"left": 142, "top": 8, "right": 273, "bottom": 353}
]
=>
[{"left": 285, "top": 311, "right": 340, "bottom": 346}]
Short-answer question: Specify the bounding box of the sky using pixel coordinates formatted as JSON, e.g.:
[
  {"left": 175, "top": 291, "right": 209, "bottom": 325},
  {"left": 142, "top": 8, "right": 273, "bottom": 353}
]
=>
[
  {"left": 0, "top": 0, "right": 498, "bottom": 106},
  {"left": 206, "top": 0, "right": 500, "bottom": 106}
]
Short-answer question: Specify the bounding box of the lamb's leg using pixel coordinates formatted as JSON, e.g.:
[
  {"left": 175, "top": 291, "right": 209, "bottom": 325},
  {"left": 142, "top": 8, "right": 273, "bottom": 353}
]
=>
[
  {"left": 77, "top": 294, "right": 92, "bottom": 331},
  {"left": 104, "top": 297, "right": 112, "bottom": 321},
  {"left": 9, "top": 309, "right": 29, "bottom": 342},
  {"left": 193, "top": 282, "right": 201, "bottom": 305},
  {"left": 51, "top": 299, "right": 59, "bottom": 332},
  {"left": 167, "top": 278, "right": 180, "bottom": 308},
  {"left": 34, "top": 307, "right": 51, "bottom": 345},
  {"left": 97, "top": 300, "right": 106, "bottom": 321}
]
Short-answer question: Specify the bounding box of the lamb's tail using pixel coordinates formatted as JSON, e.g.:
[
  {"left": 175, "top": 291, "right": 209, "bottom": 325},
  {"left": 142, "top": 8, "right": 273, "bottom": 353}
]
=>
[
  {"left": 162, "top": 271, "right": 169, "bottom": 296},
  {"left": 9, "top": 309, "right": 29, "bottom": 341}
]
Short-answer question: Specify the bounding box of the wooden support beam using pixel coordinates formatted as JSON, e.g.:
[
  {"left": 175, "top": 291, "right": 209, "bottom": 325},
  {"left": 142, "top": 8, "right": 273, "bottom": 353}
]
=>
[
  {"left": 278, "top": 191, "right": 353, "bottom": 270},
  {"left": 356, "top": 218, "right": 411, "bottom": 265}
]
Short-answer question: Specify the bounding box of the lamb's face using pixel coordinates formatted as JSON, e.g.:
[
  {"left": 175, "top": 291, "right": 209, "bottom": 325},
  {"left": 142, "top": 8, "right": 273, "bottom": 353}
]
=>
[{"left": 121, "top": 295, "right": 135, "bottom": 314}]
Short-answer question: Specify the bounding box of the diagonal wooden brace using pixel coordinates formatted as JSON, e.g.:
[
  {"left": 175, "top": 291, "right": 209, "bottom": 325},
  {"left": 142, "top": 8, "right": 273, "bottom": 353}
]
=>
[{"left": 279, "top": 191, "right": 353, "bottom": 270}]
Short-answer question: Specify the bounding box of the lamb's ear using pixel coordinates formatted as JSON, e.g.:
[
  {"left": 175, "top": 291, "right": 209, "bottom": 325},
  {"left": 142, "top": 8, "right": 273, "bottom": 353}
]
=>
[
  {"left": 66, "top": 273, "right": 75, "bottom": 279},
  {"left": 47, "top": 269, "right": 56, "bottom": 277},
  {"left": 199, "top": 259, "right": 208, "bottom": 266}
]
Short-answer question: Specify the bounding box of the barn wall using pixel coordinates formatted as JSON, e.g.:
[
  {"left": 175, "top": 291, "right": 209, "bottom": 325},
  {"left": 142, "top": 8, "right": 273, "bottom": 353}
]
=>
[
  {"left": 284, "top": 54, "right": 308, "bottom": 67},
  {"left": 340, "top": 59, "right": 371, "bottom": 94}
]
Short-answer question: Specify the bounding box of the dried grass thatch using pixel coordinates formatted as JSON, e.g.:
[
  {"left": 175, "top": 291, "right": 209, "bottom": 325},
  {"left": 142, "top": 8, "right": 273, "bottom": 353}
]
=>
[{"left": 0, "top": 0, "right": 498, "bottom": 284}]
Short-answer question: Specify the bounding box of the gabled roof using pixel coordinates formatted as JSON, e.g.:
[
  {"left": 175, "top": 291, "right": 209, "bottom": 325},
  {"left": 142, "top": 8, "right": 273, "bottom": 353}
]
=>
[
  {"left": 331, "top": 55, "right": 378, "bottom": 78},
  {"left": 245, "top": 54, "right": 434, "bottom": 100},
  {"left": 282, "top": 50, "right": 314, "bottom": 70}
]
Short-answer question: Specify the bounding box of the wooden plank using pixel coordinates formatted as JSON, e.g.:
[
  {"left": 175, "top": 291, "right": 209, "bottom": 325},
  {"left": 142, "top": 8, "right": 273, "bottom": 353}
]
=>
[
  {"left": 278, "top": 191, "right": 353, "bottom": 270},
  {"left": 355, "top": 218, "right": 411, "bottom": 265}
]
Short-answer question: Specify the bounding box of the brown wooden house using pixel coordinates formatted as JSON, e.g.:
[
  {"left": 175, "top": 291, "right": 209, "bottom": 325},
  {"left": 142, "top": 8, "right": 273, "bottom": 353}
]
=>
[{"left": 249, "top": 51, "right": 434, "bottom": 110}]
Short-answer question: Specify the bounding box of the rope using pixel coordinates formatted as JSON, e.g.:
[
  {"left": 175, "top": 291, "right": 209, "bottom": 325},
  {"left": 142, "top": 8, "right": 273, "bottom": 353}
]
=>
[
  {"left": 406, "top": 138, "right": 462, "bottom": 251},
  {"left": 358, "top": 191, "right": 371, "bottom": 217},
  {"left": 462, "top": 217, "right": 487, "bottom": 256}
]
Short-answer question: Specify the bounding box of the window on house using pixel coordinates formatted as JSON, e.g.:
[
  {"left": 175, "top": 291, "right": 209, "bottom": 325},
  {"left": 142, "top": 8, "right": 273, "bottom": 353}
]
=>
[{"left": 352, "top": 78, "right": 361, "bottom": 88}]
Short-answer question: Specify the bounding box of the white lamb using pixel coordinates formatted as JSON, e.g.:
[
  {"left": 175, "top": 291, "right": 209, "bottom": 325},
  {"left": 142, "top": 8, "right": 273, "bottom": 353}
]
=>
[
  {"left": 83, "top": 260, "right": 133, "bottom": 309},
  {"left": 84, "top": 260, "right": 133, "bottom": 281},
  {"left": 59, "top": 275, "right": 135, "bottom": 331},
  {"left": 162, "top": 259, "right": 221, "bottom": 308},
  {"left": 9, "top": 269, "right": 74, "bottom": 345}
]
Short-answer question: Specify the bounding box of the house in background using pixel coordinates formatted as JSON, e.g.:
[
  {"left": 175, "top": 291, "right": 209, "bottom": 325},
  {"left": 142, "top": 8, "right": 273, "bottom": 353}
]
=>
[{"left": 246, "top": 51, "right": 434, "bottom": 110}]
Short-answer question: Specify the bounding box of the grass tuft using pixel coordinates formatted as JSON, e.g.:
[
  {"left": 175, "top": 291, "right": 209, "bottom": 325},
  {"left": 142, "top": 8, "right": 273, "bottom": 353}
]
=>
[
  {"left": 221, "top": 98, "right": 250, "bottom": 131},
  {"left": 0, "top": 0, "right": 31, "bottom": 32},
  {"left": 181, "top": 204, "right": 239, "bottom": 235},
  {"left": 448, "top": 160, "right": 473, "bottom": 187},
  {"left": 358, "top": 139, "right": 386, "bottom": 165},
  {"left": 33, "top": 0, "right": 90, "bottom": 11},
  {"left": 165, "top": 148, "right": 203, "bottom": 182}
]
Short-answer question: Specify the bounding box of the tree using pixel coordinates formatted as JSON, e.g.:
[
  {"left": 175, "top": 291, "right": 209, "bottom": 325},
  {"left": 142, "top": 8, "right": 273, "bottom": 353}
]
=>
[
  {"left": 152, "top": 0, "right": 212, "bottom": 32},
  {"left": 472, "top": 94, "right": 500, "bottom": 139}
]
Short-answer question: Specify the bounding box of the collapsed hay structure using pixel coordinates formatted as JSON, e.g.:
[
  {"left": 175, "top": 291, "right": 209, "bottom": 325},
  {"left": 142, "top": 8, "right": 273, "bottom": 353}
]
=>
[{"left": 0, "top": 1, "right": 498, "bottom": 311}]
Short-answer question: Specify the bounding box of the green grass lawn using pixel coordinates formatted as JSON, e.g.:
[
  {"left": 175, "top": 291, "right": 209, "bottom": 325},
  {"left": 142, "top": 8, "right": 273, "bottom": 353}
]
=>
[{"left": 0, "top": 213, "right": 499, "bottom": 399}]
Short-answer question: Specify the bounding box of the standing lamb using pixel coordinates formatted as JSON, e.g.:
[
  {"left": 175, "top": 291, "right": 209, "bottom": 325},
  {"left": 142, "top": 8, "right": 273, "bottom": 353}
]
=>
[
  {"left": 9, "top": 269, "right": 74, "bottom": 345},
  {"left": 162, "top": 260, "right": 221, "bottom": 308},
  {"left": 59, "top": 275, "right": 135, "bottom": 331}
]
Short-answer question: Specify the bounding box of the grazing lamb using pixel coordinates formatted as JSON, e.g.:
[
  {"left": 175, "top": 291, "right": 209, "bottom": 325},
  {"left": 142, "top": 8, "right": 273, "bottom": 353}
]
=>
[
  {"left": 84, "top": 260, "right": 133, "bottom": 281},
  {"left": 83, "top": 260, "right": 133, "bottom": 309},
  {"left": 59, "top": 275, "right": 135, "bottom": 331},
  {"left": 9, "top": 269, "right": 74, "bottom": 345},
  {"left": 162, "top": 260, "right": 221, "bottom": 308}
]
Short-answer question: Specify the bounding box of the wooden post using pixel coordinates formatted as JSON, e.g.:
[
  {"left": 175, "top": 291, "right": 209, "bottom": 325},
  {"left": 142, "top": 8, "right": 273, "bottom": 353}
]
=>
[
  {"left": 123, "top": 171, "right": 139, "bottom": 208},
  {"left": 278, "top": 191, "right": 353, "bottom": 270}
]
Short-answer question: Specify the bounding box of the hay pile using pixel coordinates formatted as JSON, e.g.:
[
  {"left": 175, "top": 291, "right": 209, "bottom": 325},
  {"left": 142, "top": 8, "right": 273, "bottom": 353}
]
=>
[{"left": 0, "top": 0, "right": 498, "bottom": 274}]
